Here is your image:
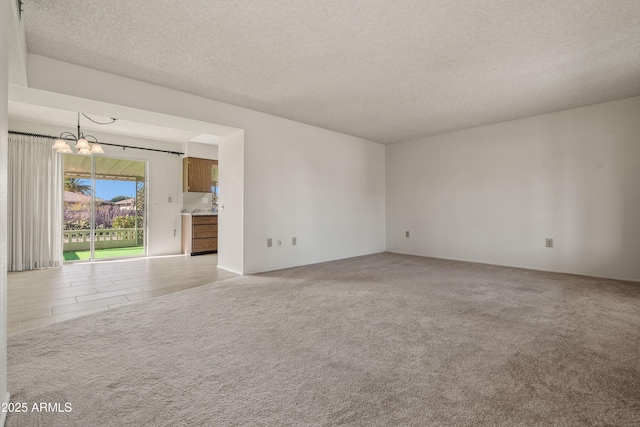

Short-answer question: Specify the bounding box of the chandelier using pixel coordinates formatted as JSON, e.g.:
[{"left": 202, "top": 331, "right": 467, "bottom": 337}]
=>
[{"left": 52, "top": 112, "right": 109, "bottom": 155}]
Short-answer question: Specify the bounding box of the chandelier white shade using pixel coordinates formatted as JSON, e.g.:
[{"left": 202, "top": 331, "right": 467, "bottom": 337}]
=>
[
  {"left": 91, "top": 144, "right": 105, "bottom": 154},
  {"left": 52, "top": 138, "right": 72, "bottom": 153},
  {"left": 75, "top": 138, "right": 90, "bottom": 150},
  {"left": 52, "top": 112, "right": 106, "bottom": 155}
]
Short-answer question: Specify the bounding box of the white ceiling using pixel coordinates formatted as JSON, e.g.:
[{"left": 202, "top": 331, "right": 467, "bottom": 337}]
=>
[
  {"left": 22, "top": 0, "right": 640, "bottom": 144},
  {"left": 8, "top": 101, "right": 220, "bottom": 145}
]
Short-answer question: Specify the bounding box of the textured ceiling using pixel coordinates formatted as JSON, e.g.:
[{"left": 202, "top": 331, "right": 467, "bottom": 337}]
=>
[{"left": 23, "top": 0, "right": 640, "bottom": 144}]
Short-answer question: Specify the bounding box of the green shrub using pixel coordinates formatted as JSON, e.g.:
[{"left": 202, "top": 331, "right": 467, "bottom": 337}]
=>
[
  {"left": 112, "top": 216, "right": 143, "bottom": 229},
  {"left": 64, "top": 219, "right": 91, "bottom": 230}
]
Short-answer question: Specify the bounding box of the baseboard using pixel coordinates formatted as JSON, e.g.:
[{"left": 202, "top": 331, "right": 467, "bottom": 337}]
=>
[
  {"left": 1, "top": 392, "right": 10, "bottom": 426},
  {"left": 217, "top": 265, "right": 243, "bottom": 275},
  {"left": 384, "top": 250, "right": 639, "bottom": 283}
]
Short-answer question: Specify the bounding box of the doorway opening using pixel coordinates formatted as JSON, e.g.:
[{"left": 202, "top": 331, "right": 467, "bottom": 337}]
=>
[{"left": 62, "top": 154, "right": 147, "bottom": 262}]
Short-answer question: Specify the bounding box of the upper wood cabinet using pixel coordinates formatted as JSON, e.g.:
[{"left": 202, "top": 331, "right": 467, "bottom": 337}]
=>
[{"left": 183, "top": 157, "right": 218, "bottom": 192}]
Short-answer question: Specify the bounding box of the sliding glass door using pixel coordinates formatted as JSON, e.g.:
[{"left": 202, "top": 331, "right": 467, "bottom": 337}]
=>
[{"left": 62, "top": 154, "right": 147, "bottom": 262}]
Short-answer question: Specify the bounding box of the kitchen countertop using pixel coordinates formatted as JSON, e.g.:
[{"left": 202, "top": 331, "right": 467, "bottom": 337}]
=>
[{"left": 182, "top": 212, "right": 218, "bottom": 216}]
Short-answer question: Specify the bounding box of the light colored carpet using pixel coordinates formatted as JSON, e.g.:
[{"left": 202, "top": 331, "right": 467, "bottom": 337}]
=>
[{"left": 6, "top": 253, "right": 640, "bottom": 426}]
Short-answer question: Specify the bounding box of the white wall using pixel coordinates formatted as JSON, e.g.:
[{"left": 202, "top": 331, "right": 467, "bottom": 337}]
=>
[
  {"left": 22, "top": 55, "right": 386, "bottom": 274},
  {"left": 0, "top": 0, "right": 12, "bottom": 418},
  {"left": 182, "top": 193, "right": 215, "bottom": 211},
  {"left": 387, "top": 96, "right": 640, "bottom": 281},
  {"left": 185, "top": 141, "right": 218, "bottom": 160},
  {"left": 9, "top": 119, "right": 185, "bottom": 256},
  {"left": 6, "top": 0, "right": 26, "bottom": 87},
  {"left": 243, "top": 122, "right": 385, "bottom": 273},
  {"left": 218, "top": 131, "right": 244, "bottom": 274}
]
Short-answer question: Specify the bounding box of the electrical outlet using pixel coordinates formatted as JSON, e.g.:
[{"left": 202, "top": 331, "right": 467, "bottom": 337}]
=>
[
  {"left": 545, "top": 238, "right": 553, "bottom": 248},
  {"left": 277, "top": 239, "right": 282, "bottom": 247},
  {"left": 292, "top": 237, "right": 297, "bottom": 246},
  {"left": 168, "top": 196, "right": 172, "bottom": 203},
  {"left": 405, "top": 231, "right": 410, "bottom": 238},
  {"left": 267, "top": 238, "right": 273, "bottom": 248}
]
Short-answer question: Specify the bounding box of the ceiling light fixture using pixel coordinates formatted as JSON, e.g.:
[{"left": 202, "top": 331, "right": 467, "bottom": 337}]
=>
[{"left": 52, "top": 112, "right": 108, "bottom": 155}]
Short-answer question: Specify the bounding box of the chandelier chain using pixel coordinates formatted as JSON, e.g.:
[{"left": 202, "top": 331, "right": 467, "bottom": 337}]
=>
[{"left": 81, "top": 113, "right": 117, "bottom": 125}]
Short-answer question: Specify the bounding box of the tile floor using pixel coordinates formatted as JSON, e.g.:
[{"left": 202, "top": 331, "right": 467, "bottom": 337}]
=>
[{"left": 7, "top": 254, "right": 237, "bottom": 334}]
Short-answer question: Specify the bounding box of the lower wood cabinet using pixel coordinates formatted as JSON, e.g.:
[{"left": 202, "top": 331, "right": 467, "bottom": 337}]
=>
[{"left": 182, "top": 214, "right": 218, "bottom": 255}]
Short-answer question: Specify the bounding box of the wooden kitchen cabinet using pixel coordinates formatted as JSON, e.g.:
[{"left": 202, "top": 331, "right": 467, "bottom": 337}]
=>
[
  {"left": 182, "top": 214, "right": 218, "bottom": 255},
  {"left": 183, "top": 157, "right": 218, "bottom": 192}
]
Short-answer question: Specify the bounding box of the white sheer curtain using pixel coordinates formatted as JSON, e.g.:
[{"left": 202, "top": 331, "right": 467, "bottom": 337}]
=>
[{"left": 7, "top": 133, "right": 64, "bottom": 271}]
